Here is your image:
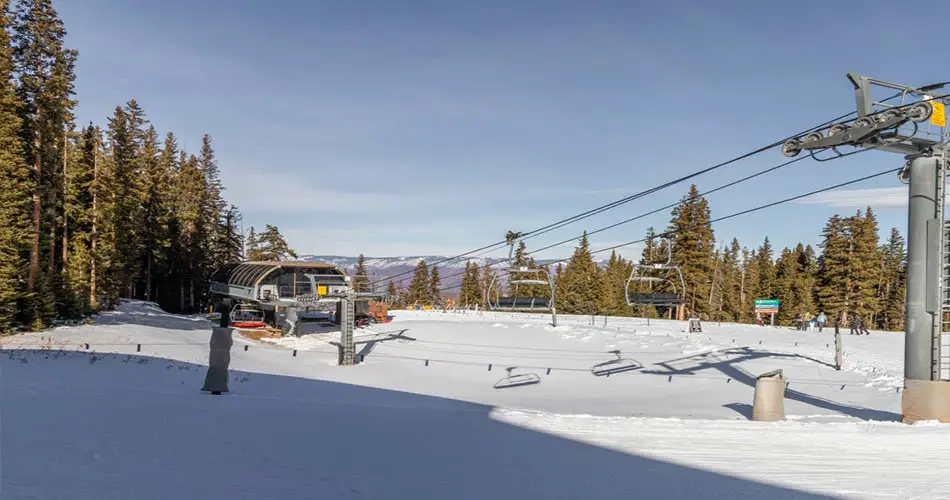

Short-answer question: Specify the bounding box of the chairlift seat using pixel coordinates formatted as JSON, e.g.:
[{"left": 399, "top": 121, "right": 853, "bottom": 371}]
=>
[
  {"left": 493, "top": 372, "right": 541, "bottom": 389},
  {"left": 626, "top": 292, "right": 684, "bottom": 306},
  {"left": 590, "top": 358, "right": 642, "bottom": 377},
  {"left": 229, "top": 305, "right": 266, "bottom": 328},
  {"left": 495, "top": 297, "right": 551, "bottom": 310}
]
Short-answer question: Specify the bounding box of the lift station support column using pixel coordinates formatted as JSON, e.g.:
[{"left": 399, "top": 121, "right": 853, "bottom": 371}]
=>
[{"left": 782, "top": 72, "right": 950, "bottom": 422}]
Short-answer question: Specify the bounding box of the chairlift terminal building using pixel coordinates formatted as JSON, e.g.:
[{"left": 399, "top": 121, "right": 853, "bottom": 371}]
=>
[{"left": 209, "top": 261, "right": 351, "bottom": 312}]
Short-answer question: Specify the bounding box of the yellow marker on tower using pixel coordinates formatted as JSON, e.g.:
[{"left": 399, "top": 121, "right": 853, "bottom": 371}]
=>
[{"left": 930, "top": 101, "right": 946, "bottom": 127}]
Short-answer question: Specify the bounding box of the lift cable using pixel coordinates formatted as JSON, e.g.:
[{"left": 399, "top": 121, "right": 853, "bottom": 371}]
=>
[
  {"left": 438, "top": 165, "right": 900, "bottom": 294},
  {"left": 368, "top": 109, "right": 865, "bottom": 288},
  {"left": 375, "top": 82, "right": 948, "bottom": 290}
]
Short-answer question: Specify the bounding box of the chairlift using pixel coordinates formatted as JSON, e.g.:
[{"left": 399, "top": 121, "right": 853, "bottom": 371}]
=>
[
  {"left": 493, "top": 366, "right": 542, "bottom": 389},
  {"left": 486, "top": 231, "right": 558, "bottom": 326},
  {"left": 229, "top": 304, "right": 266, "bottom": 329},
  {"left": 590, "top": 350, "right": 643, "bottom": 377},
  {"left": 625, "top": 235, "right": 686, "bottom": 309}
]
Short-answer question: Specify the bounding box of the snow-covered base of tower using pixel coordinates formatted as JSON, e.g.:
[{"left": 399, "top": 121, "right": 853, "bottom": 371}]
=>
[{"left": 2, "top": 302, "right": 949, "bottom": 499}]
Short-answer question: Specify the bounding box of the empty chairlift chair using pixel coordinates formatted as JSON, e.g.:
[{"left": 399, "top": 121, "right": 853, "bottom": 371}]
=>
[
  {"left": 486, "top": 232, "right": 558, "bottom": 326},
  {"left": 229, "top": 304, "right": 266, "bottom": 329},
  {"left": 625, "top": 236, "right": 687, "bottom": 314},
  {"left": 493, "top": 367, "right": 542, "bottom": 389},
  {"left": 590, "top": 350, "right": 643, "bottom": 377}
]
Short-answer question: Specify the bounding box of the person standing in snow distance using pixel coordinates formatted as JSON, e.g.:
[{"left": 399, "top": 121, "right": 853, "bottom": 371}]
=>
[{"left": 816, "top": 311, "right": 827, "bottom": 333}]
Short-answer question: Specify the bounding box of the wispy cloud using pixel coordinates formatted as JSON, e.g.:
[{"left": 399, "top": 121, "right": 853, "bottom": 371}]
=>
[
  {"left": 793, "top": 187, "right": 912, "bottom": 209},
  {"left": 226, "top": 170, "right": 429, "bottom": 214},
  {"left": 225, "top": 166, "right": 651, "bottom": 216}
]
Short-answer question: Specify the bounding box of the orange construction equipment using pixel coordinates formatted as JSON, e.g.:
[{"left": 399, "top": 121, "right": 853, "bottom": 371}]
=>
[{"left": 367, "top": 301, "right": 390, "bottom": 323}]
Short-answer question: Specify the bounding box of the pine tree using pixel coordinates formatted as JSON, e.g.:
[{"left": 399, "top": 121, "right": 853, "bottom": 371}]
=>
[
  {"left": 139, "top": 124, "right": 169, "bottom": 302},
  {"left": 470, "top": 262, "right": 483, "bottom": 307},
  {"left": 707, "top": 247, "right": 725, "bottom": 319},
  {"left": 754, "top": 238, "right": 775, "bottom": 300},
  {"left": 155, "top": 132, "right": 184, "bottom": 309},
  {"left": 386, "top": 280, "right": 398, "bottom": 306},
  {"left": 245, "top": 226, "right": 257, "bottom": 260},
  {"left": 61, "top": 125, "right": 94, "bottom": 317},
  {"left": 458, "top": 262, "right": 478, "bottom": 306},
  {"left": 719, "top": 239, "right": 742, "bottom": 321},
  {"left": 507, "top": 241, "right": 529, "bottom": 296},
  {"left": 772, "top": 247, "right": 799, "bottom": 325},
  {"left": 407, "top": 260, "right": 429, "bottom": 305},
  {"left": 631, "top": 227, "right": 661, "bottom": 318},
  {"left": 481, "top": 263, "right": 494, "bottom": 306},
  {"left": 879, "top": 227, "right": 906, "bottom": 330},
  {"left": 0, "top": 0, "right": 30, "bottom": 332},
  {"left": 106, "top": 102, "right": 146, "bottom": 297},
  {"left": 429, "top": 266, "right": 441, "bottom": 304},
  {"left": 172, "top": 152, "right": 205, "bottom": 311},
  {"left": 668, "top": 184, "right": 716, "bottom": 318},
  {"left": 602, "top": 250, "right": 633, "bottom": 316},
  {"left": 850, "top": 208, "right": 881, "bottom": 323},
  {"left": 219, "top": 205, "right": 243, "bottom": 264},
  {"left": 89, "top": 125, "right": 119, "bottom": 309},
  {"left": 248, "top": 224, "right": 296, "bottom": 261},
  {"left": 199, "top": 134, "right": 229, "bottom": 268},
  {"left": 558, "top": 232, "right": 606, "bottom": 315},
  {"left": 796, "top": 244, "right": 818, "bottom": 319},
  {"left": 741, "top": 248, "right": 759, "bottom": 322},
  {"left": 353, "top": 254, "right": 369, "bottom": 292},
  {"left": 816, "top": 214, "right": 851, "bottom": 322},
  {"left": 12, "top": 0, "right": 77, "bottom": 325}
]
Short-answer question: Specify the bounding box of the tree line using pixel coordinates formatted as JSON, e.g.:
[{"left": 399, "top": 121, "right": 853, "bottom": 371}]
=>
[
  {"left": 394, "top": 259, "right": 443, "bottom": 306},
  {"left": 0, "top": 0, "right": 268, "bottom": 332},
  {"left": 391, "top": 184, "right": 907, "bottom": 330}
]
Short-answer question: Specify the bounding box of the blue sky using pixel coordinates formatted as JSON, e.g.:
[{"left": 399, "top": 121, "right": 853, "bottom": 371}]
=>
[{"left": 57, "top": 0, "right": 933, "bottom": 259}]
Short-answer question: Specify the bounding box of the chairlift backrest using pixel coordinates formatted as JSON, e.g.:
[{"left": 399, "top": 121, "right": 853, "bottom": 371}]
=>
[
  {"left": 625, "top": 235, "right": 686, "bottom": 307},
  {"left": 485, "top": 234, "right": 557, "bottom": 314}
]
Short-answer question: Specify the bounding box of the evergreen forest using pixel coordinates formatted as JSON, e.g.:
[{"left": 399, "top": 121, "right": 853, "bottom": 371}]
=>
[
  {"left": 411, "top": 184, "right": 906, "bottom": 330},
  {"left": 0, "top": 0, "right": 295, "bottom": 332}
]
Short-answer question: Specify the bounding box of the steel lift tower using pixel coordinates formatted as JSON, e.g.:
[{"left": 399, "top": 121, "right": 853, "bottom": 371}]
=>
[{"left": 783, "top": 72, "right": 950, "bottom": 422}]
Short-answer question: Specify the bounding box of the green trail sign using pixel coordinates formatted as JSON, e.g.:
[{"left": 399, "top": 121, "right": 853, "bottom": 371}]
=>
[
  {"left": 754, "top": 299, "right": 780, "bottom": 325},
  {"left": 754, "top": 299, "right": 780, "bottom": 309}
]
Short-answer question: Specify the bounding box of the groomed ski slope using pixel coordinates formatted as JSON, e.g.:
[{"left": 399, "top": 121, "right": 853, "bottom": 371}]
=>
[{"left": 2, "top": 301, "right": 949, "bottom": 499}]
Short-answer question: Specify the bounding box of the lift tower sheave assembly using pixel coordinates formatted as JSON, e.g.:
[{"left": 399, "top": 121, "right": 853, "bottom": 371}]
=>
[{"left": 783, "top": 73, "right": 950, "bottom": 423}]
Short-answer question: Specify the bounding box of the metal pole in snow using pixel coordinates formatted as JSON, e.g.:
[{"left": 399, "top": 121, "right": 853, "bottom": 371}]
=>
[
  {"left": 834, "top": 330, "right": 842, "bottom": 371},
  {"left": 905, "top": 154, "right": 940, "bottom": 381}
]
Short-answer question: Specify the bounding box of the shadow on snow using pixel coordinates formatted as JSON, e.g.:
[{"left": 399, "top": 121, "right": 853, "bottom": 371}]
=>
[
  {"left": 0, "top": 348, "right": 838, "bottom": 500},
  {"left": 644, "top": 347, "right": 900, "bottom": 422}
]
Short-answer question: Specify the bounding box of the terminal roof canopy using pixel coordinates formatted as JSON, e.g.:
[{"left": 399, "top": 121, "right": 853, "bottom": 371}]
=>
[{"left": 209, "top": 261, "right": 342, "bottom": 288}]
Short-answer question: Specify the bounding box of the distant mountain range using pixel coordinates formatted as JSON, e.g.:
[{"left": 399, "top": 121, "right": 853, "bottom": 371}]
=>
[{"left": 297, "top": 254, "right": 608, "bottom": 293}]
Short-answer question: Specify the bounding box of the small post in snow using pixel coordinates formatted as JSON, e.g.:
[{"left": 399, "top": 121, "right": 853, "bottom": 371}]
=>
[
  {"left": 834, "top": 329, "right": 842, "bottom": 371},
  {"left": 202, "top": 307, "right": 233, "bottom": 395}
]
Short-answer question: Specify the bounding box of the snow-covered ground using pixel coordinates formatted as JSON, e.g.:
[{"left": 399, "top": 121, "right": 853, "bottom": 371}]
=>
[{"left": 2, "top": 301, "right": 949, "bottom": 499}]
